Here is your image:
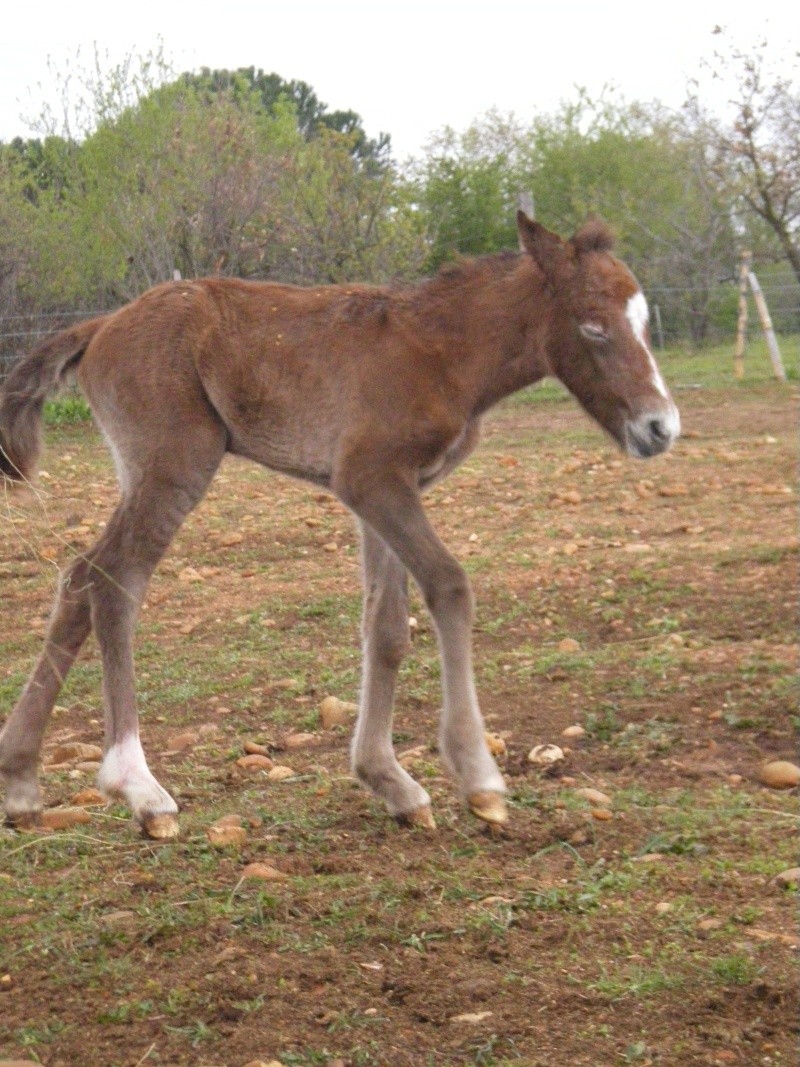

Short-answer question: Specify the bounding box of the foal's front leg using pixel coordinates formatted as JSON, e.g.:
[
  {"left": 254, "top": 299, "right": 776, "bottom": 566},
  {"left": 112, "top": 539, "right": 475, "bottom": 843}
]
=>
[
  {"left": 351, "top": 523, "right": 435, "bottom": 827},
  {"left": 339, "top": 471, "right": 507, "bottom": 826}
]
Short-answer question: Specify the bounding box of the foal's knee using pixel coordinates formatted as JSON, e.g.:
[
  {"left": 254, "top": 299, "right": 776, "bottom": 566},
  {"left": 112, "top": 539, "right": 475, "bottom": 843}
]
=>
[
  {"left": 421, "top": 560, "right": 474, "bottom": 625},
  {"left": 369, "top": 619, "right": 410, "bottom": 671}
]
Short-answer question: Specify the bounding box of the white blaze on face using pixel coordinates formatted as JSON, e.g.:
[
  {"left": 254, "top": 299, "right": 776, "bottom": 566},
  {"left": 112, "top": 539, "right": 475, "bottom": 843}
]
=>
[{"left": 625, "top": 292, "right": 669, "bottom": 400}]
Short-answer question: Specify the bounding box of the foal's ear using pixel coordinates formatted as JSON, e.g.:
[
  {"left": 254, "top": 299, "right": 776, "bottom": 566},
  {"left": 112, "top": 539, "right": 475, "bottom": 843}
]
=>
[{"left": 516, "top": 212, "right": 571, "bottom": 285}]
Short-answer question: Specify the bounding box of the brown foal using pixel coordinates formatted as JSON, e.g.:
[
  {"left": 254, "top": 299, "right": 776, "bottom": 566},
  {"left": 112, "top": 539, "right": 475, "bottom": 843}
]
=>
[{"left": 0, "top": 213, "right": 679, "bottom": 838}]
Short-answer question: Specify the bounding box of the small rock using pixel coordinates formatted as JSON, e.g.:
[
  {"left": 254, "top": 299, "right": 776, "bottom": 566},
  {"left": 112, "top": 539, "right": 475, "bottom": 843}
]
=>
[
  {"left": 177, "top": 566, "right": 204, "bottom": 582},
  {"left": 623, "top": 543, "right": 653, "bottom": 553},
  {"left": 48, "top": 742, "right": 103, "bottom": 764},
  {"left": 558, "top": 490, "right": 582, "bottom": 505},
  {"left": 244, "top": 741, "right": 271, "bottom": 756},
  {"left": 39, "top": 807, "right": 92, "bottom": 830},
  {"left": 207, "top": 824, "right": 248, "bottom": 848},
  {"left": 484, "top": 732, "right": 507, "bottom": 757},
  {"left": 772, "top": 867, "right": 800, "bottom": 888},
  {"left": 697, "top": 917, "right": 724, "bottom": 933},
  {"left": 562, "top": 725, "right": 585, "bottom": 739},
  {"left": 320, "top": 695, "right": 358, "bottom": 729},
  {"left": 558, "top": 637, "right": 581, "bottom": 654},
  {"left": 759, "top": 760, "right": 800, "bottom": 790},
  {"left": 323, "top": 542, "right": 339, "bottom": 553},
  {"left": 69, "top": 788, "right": 107, "bottom": 807},
  {"left": 236, "top": 754, "right": 274, "bottom": 771},
  {"left": 591, "top": 808, "right": 613, "bottom": 821},
  {"left": 268, "top": 765, "right": 296, "bottom": 781},
  {"left": 284, "top": 732, "right": 317, "bottom": 748},
  {"left": 101, "top": 910, "right": 136, "bottom": 926},
  {"left": 575, "top": 787, "right": 612, "bottom": 807},
  {"left": 527, "top": 744, "right": 565, "bottom": 766},
  {"left": 164, "top": 730, "right": 199, "bottom": 753},
  {"left": 219, "top": 531, "right": 244, "bottom": 547},
  {"left": 211, "top": 814, "right": 244, "bottom": 830},
  {"left": 241, "top": 862, "right": 288, "bottom": 882},
  {"left": 450, "top": 1011, "right": 494, "bottom": 1024},
  {"left": 655, "top": 901, "right": 672, "bottom": 915}
]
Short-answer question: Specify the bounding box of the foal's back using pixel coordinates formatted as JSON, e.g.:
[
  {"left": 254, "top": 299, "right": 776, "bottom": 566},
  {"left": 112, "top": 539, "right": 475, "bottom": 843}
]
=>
[{"left": 79, "top": 276, "right": 474, "bottom": 489}]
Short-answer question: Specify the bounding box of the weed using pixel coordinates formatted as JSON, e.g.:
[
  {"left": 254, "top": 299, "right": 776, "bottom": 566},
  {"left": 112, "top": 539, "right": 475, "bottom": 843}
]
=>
[
  {"left": 43, "top": 392, "right": 92, "bottom": 425},
  {"left": 710, "top": 955, "right": 762, "bottom": 985}
]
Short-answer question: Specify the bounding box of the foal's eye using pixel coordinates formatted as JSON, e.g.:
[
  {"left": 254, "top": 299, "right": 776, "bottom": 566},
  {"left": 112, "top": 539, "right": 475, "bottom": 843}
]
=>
[{"left": 579, "top": 322, "right": 610, "bottom": 344}]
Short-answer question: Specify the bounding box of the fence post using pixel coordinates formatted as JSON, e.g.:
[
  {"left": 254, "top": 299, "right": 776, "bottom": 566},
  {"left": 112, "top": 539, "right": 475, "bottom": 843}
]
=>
[
  {"left": 517, "top": 191, "right": 534, "bottom": 221},
  {"left": 653, "top": 304, "right": 664, "bottom": 351},
  {"left": 748, "top": 269, "right": 787, "bottom": 382},
  {"left": 733, "top": 251, "right": 750, "bottom": 380}
]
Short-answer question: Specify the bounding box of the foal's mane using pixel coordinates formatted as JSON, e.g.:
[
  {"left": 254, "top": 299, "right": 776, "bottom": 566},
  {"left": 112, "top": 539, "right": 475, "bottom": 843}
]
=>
[{"left": 411, "top": 250, "right": 522, "bottom": 298}]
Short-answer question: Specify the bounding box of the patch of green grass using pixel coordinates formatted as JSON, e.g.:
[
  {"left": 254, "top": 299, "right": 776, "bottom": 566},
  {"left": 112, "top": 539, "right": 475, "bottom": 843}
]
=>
[
  {"left": 589, "top": 963, "right": 684, "bottom": 1001},
  {"left": 43, "top": 391, "right": 93, "bottom": 425},
  {"left": 710, "top": 954, "right": 762, "bottom": 985}
]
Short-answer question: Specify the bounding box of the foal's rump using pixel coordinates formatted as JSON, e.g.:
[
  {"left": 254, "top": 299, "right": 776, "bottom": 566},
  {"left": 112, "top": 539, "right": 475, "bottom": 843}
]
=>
[{"left": 0, "top": 282, "right": 237, "bottom": 490}]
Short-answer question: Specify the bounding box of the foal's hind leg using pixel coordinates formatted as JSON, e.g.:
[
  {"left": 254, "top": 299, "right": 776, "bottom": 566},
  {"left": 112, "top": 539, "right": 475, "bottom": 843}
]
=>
[
  {"left": 0, "top": 562, "right": 92, "bottom": 824},
  {"left": 1, "top": 421, "right": 225, "bottom": 835},
  {"left": 90, "top": 434, "right": 225, "bottom": 838},
  {"left": 351, "top": 523, "right": 434, "bottom": 828}
]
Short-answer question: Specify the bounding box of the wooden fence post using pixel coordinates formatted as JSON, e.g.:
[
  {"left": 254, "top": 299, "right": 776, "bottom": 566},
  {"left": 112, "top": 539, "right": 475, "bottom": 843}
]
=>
[
  {"left": 733, "top": 251, "right": 750, "bottom": 380},
  {"left": 517, "top": 193, "right": 534, "bottom": 251},
  {"left": 748, "top": 269, "right": 787, "bottom": 381}
]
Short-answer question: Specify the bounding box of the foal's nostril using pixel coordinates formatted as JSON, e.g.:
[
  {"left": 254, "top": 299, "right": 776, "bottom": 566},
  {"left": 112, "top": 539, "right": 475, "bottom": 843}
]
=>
[{"left": 648, "top": 418, "right": 668, "bottom": 443}]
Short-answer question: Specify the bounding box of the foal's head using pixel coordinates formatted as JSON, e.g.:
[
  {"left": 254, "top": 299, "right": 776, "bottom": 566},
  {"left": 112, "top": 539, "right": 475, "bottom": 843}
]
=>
[{"left": 518, "top": 212, "right": 680, "bottom": 458}]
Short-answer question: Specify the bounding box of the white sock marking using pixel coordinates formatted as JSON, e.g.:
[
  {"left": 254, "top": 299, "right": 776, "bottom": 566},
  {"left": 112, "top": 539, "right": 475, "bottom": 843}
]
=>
[{"left": 98, "top": 734, "right": 177, "bottom": 816}]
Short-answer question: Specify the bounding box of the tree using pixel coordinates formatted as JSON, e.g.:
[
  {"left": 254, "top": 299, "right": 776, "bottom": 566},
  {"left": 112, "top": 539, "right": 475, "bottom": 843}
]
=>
[
  {"left": 687, "top": 39, "right": 800, "bottom": 285},
  {"left": 416, "top": 96, "right": 739, "bottom": 344},
  {"left": 277, "top": 126, "right": 426, "bottom": 285},
  {"left": 416, "top": 113, "right": 524, "bottom": 269},
  {"left": 181, "top": 68, "right": 392, "bottom": 167}
]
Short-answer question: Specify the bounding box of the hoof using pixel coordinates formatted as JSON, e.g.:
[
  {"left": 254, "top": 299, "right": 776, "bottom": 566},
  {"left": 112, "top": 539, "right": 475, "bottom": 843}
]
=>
[
  {"left": 141, "top": 813, "right": 180, "bottom": 840},
  {"left": 5, "top": 810, "right": 43, "bottom": 831},
  {"left": 398, "top": 805, "right": 437, "bottom": 830},
  {"left": 468, "top": 791, "right": 508, "bottom": 826}
]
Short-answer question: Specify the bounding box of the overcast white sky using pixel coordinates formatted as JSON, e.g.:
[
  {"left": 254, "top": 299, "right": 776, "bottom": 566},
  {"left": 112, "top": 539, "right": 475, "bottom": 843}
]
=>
[{"left": 0, "top": 1, "right": 795, "bottom": 160}]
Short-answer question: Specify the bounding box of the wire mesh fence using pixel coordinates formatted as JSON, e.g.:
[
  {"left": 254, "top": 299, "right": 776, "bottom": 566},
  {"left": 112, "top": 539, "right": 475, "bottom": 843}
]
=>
[{"left": 1, "top": 279, "right": 798, "bottom": 381}]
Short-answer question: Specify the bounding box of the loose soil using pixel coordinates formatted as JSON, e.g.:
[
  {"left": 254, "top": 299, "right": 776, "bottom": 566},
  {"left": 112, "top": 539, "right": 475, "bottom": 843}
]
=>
[{"left": 1, "top": 381, "right": 797, "bottom": 1067}]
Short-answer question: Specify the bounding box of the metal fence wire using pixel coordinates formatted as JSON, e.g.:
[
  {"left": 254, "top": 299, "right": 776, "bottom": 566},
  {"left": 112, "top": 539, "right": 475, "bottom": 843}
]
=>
[{"left": 1, "top": 281, "right": 798, "bottom": 381}]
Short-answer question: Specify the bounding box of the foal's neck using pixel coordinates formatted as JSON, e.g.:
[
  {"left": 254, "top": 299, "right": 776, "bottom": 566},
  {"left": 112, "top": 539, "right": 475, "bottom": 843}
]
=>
[{"left": 441, "top": 256, "right": 553, "bottom": 416}]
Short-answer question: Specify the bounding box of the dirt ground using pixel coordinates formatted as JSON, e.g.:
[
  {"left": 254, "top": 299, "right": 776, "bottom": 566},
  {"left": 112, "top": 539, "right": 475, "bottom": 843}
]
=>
[{"left": 0, "top": 380, "right": 797, "bottom": 1067}]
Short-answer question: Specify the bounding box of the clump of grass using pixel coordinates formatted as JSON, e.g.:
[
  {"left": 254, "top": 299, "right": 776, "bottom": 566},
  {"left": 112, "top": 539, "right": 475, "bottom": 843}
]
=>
[{"left": 44, "top": 391, "right": 92, "bottom": 425}]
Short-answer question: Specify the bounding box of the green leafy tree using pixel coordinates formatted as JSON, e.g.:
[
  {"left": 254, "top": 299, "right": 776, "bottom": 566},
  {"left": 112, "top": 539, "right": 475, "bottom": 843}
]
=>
[{"left": 181, "top": 67, "right": 391, "bottom": 166}]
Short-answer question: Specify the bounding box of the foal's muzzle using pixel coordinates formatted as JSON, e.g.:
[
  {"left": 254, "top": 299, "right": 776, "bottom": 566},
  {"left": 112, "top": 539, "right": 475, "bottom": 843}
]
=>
[{"left": 624, "top": 405, "right": 681, "bottom": 458}]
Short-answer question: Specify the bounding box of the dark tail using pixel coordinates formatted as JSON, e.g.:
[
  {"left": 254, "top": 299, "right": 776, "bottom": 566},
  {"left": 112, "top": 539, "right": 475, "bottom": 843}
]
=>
[{"left": 0, "top": 315, "right": 109, "bottom": 482}]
